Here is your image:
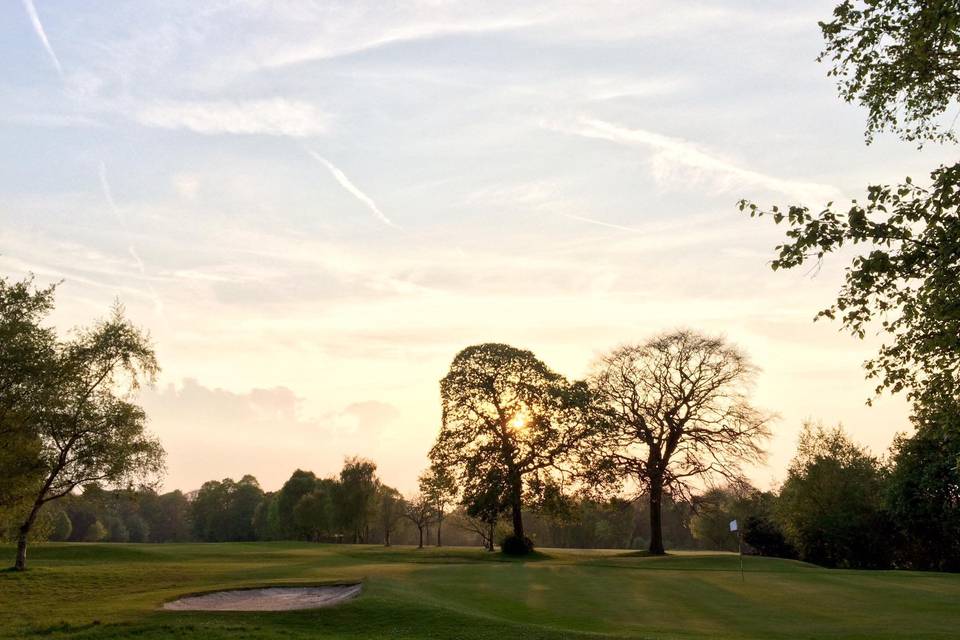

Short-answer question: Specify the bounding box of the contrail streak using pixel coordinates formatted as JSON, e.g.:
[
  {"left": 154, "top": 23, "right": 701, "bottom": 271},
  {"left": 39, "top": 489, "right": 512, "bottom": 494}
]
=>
[
  {"left": 98, "top": 162, "right": 165, "bottom": 316},
  {"left": 307, "top": 150, "right": 397, "bottom": 227},
  {"left": 562, "top": 213, "right": 642, "bottom": 233},
  {"left": 22, "top": 0, "right": 63, "bottom": 76}
]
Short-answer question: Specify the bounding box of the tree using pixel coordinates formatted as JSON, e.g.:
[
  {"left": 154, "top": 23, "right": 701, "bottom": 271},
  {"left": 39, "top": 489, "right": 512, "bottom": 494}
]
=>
[
  {"left": 885, "top": 398, "right": 960, "bottom": 571},
  {"left": 777, "top": 423, "right": 892, "bottom": 568},
  {"left": 277, "top": 469, "right": 318, "bottom": 538},
  {"left": 586, "top": 331, "right": 770, "bottom": 555},
  {"left": 252, "top": 493, "right": 281, "bottom": 541},
  {"left": 431, "top": 343, "right": 591, "bottom": 550},
  {"left": 294, "top": 485, "right": 335, "bottom": 542},
  {"left": 419, "top": 465, "right": 456, "bottom": 546},
  {"left": 336, "top": 458, "right": 379, "bottom": 543},
  {"left": 0, "top": 277, "right": 56, "bottom": 533},
  {"left": 49, "top": 509, "right": 72, "bottom": 542},
  {"left": 8, "top": 300, "right": 164, "bottom": 570},
  {"left": 84, "top": 520, "right": 107, "bottom": 542},
  {"left": 403, "top": 493, "right": 435, "bottom": 548},
  {"left": 741, "top": 1, "right": 960, "bottom": 407},
  {"left": 739, "top": 166, "right": 960, "bottom": 405},
  {"left": 819, "top": 0, "right": 960, "bottom": 145},
  {"left": 376, "top": 485, "right": 404, "bottom": 546}
]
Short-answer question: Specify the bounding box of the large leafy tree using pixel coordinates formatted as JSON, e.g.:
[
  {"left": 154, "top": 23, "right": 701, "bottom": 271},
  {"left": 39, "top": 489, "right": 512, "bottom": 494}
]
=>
[
  {"left": 585, "top": 330, "right": 770, "bottom": 555},
  {"left": 777, "top": 423, "right": 892, "bottom": 568},
  {"left": 819, "top": 0, "right": 960, "bottom": 145},
  {"left": 742, "top": 0, "right": 960, "bottom": 404},
  {"left": 1, "top": 277, "right": 164, "bottom": 570},
  {"left": 885, "top": 398, "right": 960, "bottom": 571},
  {"left": 0, "top": 277, "right": 56, "bottom": 523},
  {"left": 430, "top": 343, "right": 591, "bottom": 549},
  {"left": 336, "top": 457, "right": 379, "bottom": 543}
]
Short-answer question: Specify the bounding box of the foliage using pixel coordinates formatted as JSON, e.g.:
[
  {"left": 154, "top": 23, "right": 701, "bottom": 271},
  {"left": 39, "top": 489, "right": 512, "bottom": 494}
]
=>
[
  {"left": 819, "top": 0, "right": 960, "bottom": 144},
  {"left": 0, "top": 276, "right": 165, "bottom": 570},
  {"left": 293, "top": 485, "right": 336, "bottom": 542},
  {"left": 48, "top": 509, "right": 72, "bottom": 542},
  {"left": 431, "top": 343, "right": 591, "bottom": 547},
  {"left": 419, "top": 464, "right": 457, "bottom": 546},
  {"left": 277, "top": 469, "right": 319, "bottom": 538},
  {"left": 500, "top": 533, "right": 534, "bottom": 555},
  {"left": 191, "top": 476, "right": 264, "bottom": 542},
  {"left": 585, "top": 330, "right": 770, "bottom": 554},
  {"left": 886, "top": 397, "right": 960, "bottom": 571},
  {"left": 777, "top": 423, "right": 893, "bottom": 568},
  {"left": 739, "top": 164, "right": 960, "bottom": 404},
  {"left": 337, "top": 457, "right": 380, "bottom": 543},
  {"left": 403, "top": 492, "right": 435, "bottom": 548}
]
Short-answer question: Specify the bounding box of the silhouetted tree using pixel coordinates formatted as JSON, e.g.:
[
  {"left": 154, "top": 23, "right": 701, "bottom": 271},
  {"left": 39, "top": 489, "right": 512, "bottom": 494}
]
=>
[
  {"left": 376, "top": 485, "right": 404, "bottom": 546},
  {"left": 403, "top": 493, "right": 434, "bottom": 548},
  {"left": 778, "top": 423, "right": 892, "bottom": 568},
  {"left": 336, "top": 457, "right": 379, "bottom": 543},
  {"left": 431, "top": 343, "right": 591, "bottom": 550},
  {"left": 586, "top": 331, "right": 770, "bottom": 555},
  {"left": 419, "top": 465, "right": 456, "bottom": 546},
  {"left": 277, "top": 469, "right": 318, "bottom": 539},
  {"left": 294, "top": 483, "right": 336, "bottom": 542},
  {"left": 886, "top": 398, "right": 960, "bottom": 571}
]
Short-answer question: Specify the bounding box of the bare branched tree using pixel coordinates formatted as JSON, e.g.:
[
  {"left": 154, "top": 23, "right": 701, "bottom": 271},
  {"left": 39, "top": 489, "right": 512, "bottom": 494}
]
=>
[
  {"left": 403, "top": 492, "right": 435, "bottom": 549},
  {"left": 585, "top": 330, "right": 771, "bottom": 555}
]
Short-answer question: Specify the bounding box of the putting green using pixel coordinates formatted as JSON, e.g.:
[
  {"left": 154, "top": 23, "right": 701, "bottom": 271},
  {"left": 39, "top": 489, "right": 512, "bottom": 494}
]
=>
[{"left": 1, "top": 543, "right": 957, "bottom": 639}]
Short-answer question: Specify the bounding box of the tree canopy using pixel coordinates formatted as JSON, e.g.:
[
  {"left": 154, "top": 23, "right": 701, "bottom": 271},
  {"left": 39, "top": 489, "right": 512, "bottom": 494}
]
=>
[
  {"left": 430, "top": 343, "right": 591, "bottom": 550},
  {"left": 585, "top": 330, "right": 770, "bottom": 555}
]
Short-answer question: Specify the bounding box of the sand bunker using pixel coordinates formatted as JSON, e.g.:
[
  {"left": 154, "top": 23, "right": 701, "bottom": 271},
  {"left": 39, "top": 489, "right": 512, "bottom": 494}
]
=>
[{"left": 163, "top": 584, "right": 362, "bottom": 611}]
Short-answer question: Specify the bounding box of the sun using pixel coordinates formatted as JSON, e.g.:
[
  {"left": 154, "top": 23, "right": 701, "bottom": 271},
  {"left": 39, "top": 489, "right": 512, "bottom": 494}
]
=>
[{"left": 510, "top": 410, "right": 528, "bottom": 431}]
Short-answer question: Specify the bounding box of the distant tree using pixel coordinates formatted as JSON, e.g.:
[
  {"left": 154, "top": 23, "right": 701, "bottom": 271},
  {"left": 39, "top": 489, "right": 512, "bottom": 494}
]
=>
[
  {"left": 778, "top": 423, "right": 892, "bottom": 568},
  {"left": 143, "top": 490, "right": 192, "bottom": 542},
  {"left": 431, "top": 343, "right": 591, "bottom": 551},
  {"left": 403, "top": 493, "right": 435, "bottom": 549},
  {"left": 586, "top": 331, "right": 770, "bottom": 555},
  {"left": 47, "top": 509, "right": 72, "bottom": 542},
  {"left": 459, "top": 465, "right": 510, "bottom": 551},
  {"left": 376, "top": 485, "right": 404, "bottom": 546},
  {"left": 294, "top": 485, "right": 335, "bottom": 542},
  {"left": 84, "top": 520, "right": 107, "bottom": 542},
  {"left": 125, "top": 513, "right": 149, "bottom": 543},
  {"left": 277, "top": 469, "right": 319, "bottom": 538},
  {"left": 6, "top": 299, "right": 164, "bottom": 570},
  {"left": 886, "top": 398, "right": 960, "bottom": 571},
  {"left": 191, "top": 479, "right": 230, "bottom": 541},
  {"left": 419, "top": 465, "right": 457, "bottom": 546},
  {"left": 691, "top": 486, "right": 752, "bottom": 552},
  {"left": 227, "top": 475, "right": 263, "bottom": 541},
  {"left": 336, "top": 457, "right": 379, "bottom": 543},
  {"left": 252, "top": 493, "right": 281, "bottom": 541}
]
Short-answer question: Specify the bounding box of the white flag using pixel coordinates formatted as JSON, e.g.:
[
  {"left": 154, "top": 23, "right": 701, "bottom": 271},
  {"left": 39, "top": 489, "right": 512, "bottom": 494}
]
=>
[{"left": 729, "top": 519, "right": 738, "bottom": 532}]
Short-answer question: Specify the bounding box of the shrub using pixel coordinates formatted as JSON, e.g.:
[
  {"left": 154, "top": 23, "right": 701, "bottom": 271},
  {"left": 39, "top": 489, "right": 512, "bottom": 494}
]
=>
[{"left": 500, "top": 534, "right": 534, "bottom": 555}]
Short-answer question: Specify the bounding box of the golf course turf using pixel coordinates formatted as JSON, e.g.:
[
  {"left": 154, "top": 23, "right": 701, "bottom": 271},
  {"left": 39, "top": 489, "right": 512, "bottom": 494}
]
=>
[{"left": 1, "top": 543, "right": 957, "bottom": 639}]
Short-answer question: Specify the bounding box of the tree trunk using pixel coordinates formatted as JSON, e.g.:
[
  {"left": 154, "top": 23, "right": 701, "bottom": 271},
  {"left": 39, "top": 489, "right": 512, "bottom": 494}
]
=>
[
  {"left": 488, "top": 521, "right": 495, "bottom": 551},
  {"left": 418, "top": 526, "right": 424, "bottom": 549},
  {"left": 648, "top": 476, "right": 665, "bottom": 555},
  {"left": 436, "top": 513, "right": 443, "bottom": 547},
  {"left": 14, "top": 500, "right": 43, "bottom": 571},
  {"left": 510, "top": 473, "right": 525, "bottom": 539}
]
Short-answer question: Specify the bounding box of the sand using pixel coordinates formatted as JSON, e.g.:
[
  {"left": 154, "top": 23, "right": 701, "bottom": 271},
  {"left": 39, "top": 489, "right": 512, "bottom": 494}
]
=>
[{"left": 162, "top": 584, "right": 362, "bottom": 611}]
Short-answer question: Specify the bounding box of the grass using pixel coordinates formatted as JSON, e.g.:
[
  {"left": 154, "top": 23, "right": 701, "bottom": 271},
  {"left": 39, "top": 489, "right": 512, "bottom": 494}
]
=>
[{"left": 1, "top": 543, "right": 958, "bottom": 639}]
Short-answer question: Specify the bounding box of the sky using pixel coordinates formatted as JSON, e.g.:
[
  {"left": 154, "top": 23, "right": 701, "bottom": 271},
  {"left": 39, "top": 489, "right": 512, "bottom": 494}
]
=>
[{"left": 2, "top": 1, "right": 954, "bottom": 495}]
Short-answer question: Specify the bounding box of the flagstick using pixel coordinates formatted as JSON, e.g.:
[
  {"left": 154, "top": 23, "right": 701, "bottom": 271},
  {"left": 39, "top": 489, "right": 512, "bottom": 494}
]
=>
[{"left": 738, "top": 529, "right": 744, "bottom": 582}]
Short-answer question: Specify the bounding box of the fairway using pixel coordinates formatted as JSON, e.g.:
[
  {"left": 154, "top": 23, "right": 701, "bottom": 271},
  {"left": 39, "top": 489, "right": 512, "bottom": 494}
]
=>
[{"left": 1, "top": 544, "right": 957, "bottom": 639}]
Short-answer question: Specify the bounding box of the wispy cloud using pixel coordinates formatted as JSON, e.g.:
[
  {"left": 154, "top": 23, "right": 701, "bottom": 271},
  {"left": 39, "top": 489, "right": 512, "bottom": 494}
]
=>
[
  {"left": 544, "top": 117, "right": 841, "bottom": 203},
  {"left": 22, "top": 0, "right": 62, "bottom": 77},
  {"left": 306, "top": 150, "right": 397, "bottom": 228},
  {"left": 136, "top": 99, "right": 332, "bottom": 137}
]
